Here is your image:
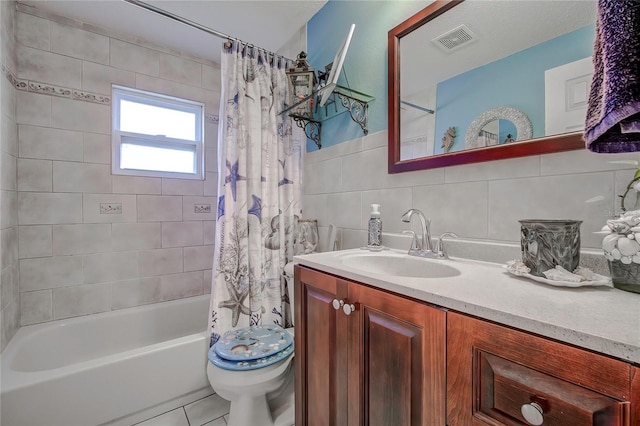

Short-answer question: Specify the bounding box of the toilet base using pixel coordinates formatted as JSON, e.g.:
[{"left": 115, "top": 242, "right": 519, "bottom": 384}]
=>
[
  {"left": 227, "top": 394, "right": 273, "bottom": 426},
  {"left": 224, "top": 361, "right": 294, "bottom": 426}
]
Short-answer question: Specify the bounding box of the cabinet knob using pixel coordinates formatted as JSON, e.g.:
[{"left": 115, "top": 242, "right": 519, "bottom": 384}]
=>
[
  {"left": 521, "top": 402, "right": 544, "bottom": 425},
  {"left": 332, "top": 299, "right": 344, "bottom": 310},
  {"left": 343, "top": 303, "right": 357, "bottom": 315}
]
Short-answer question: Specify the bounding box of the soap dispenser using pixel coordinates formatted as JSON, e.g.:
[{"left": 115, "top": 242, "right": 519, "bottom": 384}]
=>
[{"left": 367, "top": 204, "right": 383, "bottom": 250}]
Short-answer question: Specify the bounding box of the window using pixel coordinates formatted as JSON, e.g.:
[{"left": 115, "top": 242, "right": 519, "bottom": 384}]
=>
[{"left": 112, "top": 85, "right": 205, "bottom": 179}]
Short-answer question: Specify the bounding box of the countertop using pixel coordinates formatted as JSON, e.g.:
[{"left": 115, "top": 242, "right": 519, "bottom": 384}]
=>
[{"left": 294, "top": 248, "right": 640, "bottom": 364}]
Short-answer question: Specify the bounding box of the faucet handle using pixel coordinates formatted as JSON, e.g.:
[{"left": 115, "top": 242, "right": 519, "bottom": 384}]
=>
[
  {"left": 435, "top": 232, "right": 459, "bottom": 259},
  {"left": 402, "top": 230, "right": 420, "bottom": 253}
]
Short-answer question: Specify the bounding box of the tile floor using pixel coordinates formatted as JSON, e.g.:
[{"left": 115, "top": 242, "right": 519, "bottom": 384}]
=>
[{"left": 134, "top": 393, "right": 230, "bottom": 426}]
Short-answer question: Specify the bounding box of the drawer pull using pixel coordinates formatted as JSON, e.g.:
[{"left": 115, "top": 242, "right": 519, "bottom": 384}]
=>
[
  {"left": 332, "top": 299, "right": 344, "bottom": 310},
  {"left": 343, "top": 302, "right": 357, "bottom": 315},
  {"left": 521, "top": 402, "right": 544, "bottom": 425}
]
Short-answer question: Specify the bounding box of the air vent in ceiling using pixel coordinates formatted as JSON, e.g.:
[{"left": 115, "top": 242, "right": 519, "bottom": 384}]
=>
[{"left": 432, "top": 24, "right": 477, "bottom": 52}]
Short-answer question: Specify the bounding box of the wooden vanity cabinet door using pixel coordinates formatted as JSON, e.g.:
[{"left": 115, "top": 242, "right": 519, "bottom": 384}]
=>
[
  {"left": 347, "top": 282, "right": 447, "bottom": 426},
  {"left": 447, "top": 312, "right": 633, "bottom": 426},
  {"left": 295, "top": 266, "right": 349, "bottom": 426}
]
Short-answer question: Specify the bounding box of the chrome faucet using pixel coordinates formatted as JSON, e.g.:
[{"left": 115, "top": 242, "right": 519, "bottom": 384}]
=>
[
  {"left": 401, "top": 209, "right": 434, "bottom": 254},
  {"left": 401, "top": 209, "right": 458, "bottom": 259}
]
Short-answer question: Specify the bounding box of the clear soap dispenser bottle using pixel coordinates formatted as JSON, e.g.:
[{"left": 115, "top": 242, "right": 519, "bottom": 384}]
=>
[{"left": 367, "top": 204, "right": 383, "bottom": 250}]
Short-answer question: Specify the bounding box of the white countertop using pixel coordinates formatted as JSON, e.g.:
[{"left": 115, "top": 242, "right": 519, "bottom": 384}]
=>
[{"left": 294, "top": 248, "right": 640, "bottom": 364}]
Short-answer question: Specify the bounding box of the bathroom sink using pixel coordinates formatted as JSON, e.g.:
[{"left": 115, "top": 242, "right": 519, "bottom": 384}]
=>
[{"left": 338, "top": 251, "right": 461, "bottom": 278}]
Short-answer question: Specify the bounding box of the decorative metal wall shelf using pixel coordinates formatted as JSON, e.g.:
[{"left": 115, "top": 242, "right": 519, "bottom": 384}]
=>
[
  {"left": 290, "top": 114, "right": 322, "bottom": 149},
  {"left": 281, "top": 84, "right": 374, "bottom": 149}
]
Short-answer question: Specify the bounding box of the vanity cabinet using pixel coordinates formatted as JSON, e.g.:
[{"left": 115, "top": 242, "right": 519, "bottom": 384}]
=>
[
  {"left": 447, "top": 312, "right": 638, "bottom": 426},
  {"left": 294, "top": 265, "right": 447, "bottom": 426}
]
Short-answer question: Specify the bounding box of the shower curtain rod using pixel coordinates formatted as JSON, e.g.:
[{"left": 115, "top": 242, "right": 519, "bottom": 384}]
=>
[{"left": 123, "top": 0, "right": 293, "bottom": 62}]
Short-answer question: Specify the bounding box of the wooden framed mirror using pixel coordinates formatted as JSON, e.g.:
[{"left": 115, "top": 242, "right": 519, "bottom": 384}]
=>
[{"left": 388, "top": 0, "right": 596, "bottom": 173}]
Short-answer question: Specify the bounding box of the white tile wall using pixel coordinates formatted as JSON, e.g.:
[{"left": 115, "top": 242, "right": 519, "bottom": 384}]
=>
[
  {"left": 162, "top": 221, "right": 204, "bottom": 248},
  {"left": 18, "top": 45, "right": 82, "bottom": 88},
  {"left": 52, "top": 283, "right": 112, "bottom": 319},
  {"left": 19, "top": 124, "right": 84, "bottom": 161},
  {"left": 17, "top": 157, "right": 52, "bottom": 191},
  {"left": 109, "top": 38, "right": 160, "bottom": 76},
  {"left": 111, "top": 223, "right": 161, "bottom": 251},
  {"left": 83, "top": 251, "right": 138, "bottom": 284},
  {"left": 111, "top": 277, "right": 161, "bottom": 310},
  {"left": 51, "top": 97, "right": 110, "bottom": 134},
  {"left": 16, "top": 91, "right": 51, "bottom": 127},
  {"left": 52, "top": 223, "right": 112, "bottom": 255},
  {"left": 183, "top": 245, "right": 214, "bottom": 272},
  {"left": 20, "top": 289, "right": 52, "bottom": 324},
  {"left": 16, "top": 12, "right": 50, "bottom": 51},
  {"left": 160, "top": 271, "right": 203, "bottom": 301},
  {"left": 159, "top": 53, "right": 202, "bottom": 87},
  {"left": 137, "top": 195, "right": 183, "bottom": 222},
  {"left": 18, "top": 192, "right": 83, "bottom": 224},
  {"left": 138, "top": 247, "right": 184, "bottom": 277},
  {"left": 305, "top": 130, "right": 640, "bottom": 261},
  {"left": 50, "top": 21, "right": 110, "bottom": 65},
  {"left": 1, "top": 0, "right": 20, "bottom": 351},
  {"left": 82, "top": 132, "right": 111, "bottom": 164},
  {"left": 20, "top": 255, "right": 84, "bottom": 291},
  {"left": 113, "top": 175, "right": 162, "bottom": 194},
  {"left": 18, "top": 224, "right": 52, "bottom": 258},
  {"left": 11, "top": 6, "right": 220, "bottom": 330}
]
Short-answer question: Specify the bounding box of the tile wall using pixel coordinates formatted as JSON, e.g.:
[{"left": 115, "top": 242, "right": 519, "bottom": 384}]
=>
[
  {"left": 304, "top": 130, "right": 640, "bottom": 259},
  {"left": 10, "top": 3, "right": 220, "bottom": 331},
  {"left": 1, "top": 0, "right": 20, "bottom": 352}
]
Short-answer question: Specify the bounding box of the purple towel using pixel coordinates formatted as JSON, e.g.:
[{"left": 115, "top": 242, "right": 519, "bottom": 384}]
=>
[{"left": 584, "top": 0, "right": 640, "bottom": 153}]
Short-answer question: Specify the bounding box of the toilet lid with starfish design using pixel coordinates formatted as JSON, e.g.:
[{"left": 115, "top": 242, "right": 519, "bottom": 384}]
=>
[{"left": 209, "top": 324, "right": 294, "bottom": 371}]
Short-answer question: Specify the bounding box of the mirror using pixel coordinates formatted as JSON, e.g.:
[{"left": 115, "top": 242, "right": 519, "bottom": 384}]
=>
[{"left": 388, "top": 0, "right": 597, "bottom": 173}]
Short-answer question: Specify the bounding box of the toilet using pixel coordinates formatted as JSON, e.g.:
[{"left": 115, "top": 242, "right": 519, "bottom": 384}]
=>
[
  {"left": 206, "top": 325, "right": 295, "bottom": 426},
  {"left": 206, "top": 223, "right": 335, "bottom": 426}
]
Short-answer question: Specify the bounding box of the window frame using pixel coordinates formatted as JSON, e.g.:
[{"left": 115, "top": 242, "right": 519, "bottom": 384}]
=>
[{"left": 111, "top": 85, "right": 205, "bottom": 180}]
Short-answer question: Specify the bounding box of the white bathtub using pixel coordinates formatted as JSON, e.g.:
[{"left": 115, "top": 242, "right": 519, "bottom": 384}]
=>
[{"left": 0, "top": 295, "right": 213, "bottom": 426}]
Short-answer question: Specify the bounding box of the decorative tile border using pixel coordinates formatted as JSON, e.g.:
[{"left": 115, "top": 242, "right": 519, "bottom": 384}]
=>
[
  {"left": 2, "top": 60, "right": 111, "bottom": 105},
  {"left": 28, "top": 81, "right": 72, "bottom": 98},
  {"left": 206, "top": 114, "right": 219, "bottom": 125},
  {"left": 71, "top": 90, "right": 110, "bottom": 105},
  {"left": 3, "top": 60, "right": 220, "bottom": 119},
  {"left": 1, "top": 62, "right": 26, "bottom": 90}
]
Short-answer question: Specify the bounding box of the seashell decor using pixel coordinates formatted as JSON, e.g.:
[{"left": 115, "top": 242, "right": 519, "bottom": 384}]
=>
[{"left": 601, "top": 210, "right": 640, "bottom": 264}]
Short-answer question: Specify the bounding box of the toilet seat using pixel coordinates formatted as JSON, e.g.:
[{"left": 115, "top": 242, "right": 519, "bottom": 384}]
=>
[{"left": 209, "top": 325, "right": 294, "bottom": 371}]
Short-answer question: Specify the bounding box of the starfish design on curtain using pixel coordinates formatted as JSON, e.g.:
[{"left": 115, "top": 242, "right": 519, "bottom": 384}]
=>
[
  {"left": 278, "top": 159, "right": 293, "bottom": 186},
  {"left": 218, "top": 280, "right": 251, "bottom": 327},
  {"left": 248, "top": 195, "right": 262, "bottom": 221},
  {"left": 217, "top": 195, "right": 225, "bottom": 219},
  {"left": 225, "top": 160, "right": 246, "bottom": 202}
]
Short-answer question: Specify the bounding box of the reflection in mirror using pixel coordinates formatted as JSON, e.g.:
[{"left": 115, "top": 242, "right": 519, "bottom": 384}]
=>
[
  {"left": 390, "top": 0, "right": 596, "bottom": 172},
  {"left": 464, "top": 106, "right": 532, "bottom": 149}
]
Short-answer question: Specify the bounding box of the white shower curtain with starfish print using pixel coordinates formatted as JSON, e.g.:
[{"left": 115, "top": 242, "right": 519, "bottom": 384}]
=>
[{"left": 209, "top": 42, "right": 304, "bottom": 346}]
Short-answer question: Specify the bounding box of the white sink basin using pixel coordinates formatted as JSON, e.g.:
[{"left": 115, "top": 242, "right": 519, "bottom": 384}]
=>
[{"left": 338, "top": 251, "right": 461, "bottom": 278}]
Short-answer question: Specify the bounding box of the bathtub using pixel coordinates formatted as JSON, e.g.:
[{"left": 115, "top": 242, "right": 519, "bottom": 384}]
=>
[{"left": 0, "top": 295, "right": 213, "bottom": 426}]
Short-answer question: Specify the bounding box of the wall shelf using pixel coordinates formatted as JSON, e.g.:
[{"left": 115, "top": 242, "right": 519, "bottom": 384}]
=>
[{"left": 281, "top": 84, "right": 374, "bottom": 149}]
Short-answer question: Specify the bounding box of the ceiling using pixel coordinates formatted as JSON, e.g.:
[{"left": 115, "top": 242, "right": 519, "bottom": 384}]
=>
[{"left": 20, "top": 0, "right": 328, "bottom": 64}]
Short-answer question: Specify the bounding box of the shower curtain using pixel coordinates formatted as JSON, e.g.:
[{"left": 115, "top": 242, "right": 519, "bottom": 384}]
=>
[{"left": 209, "top": 42, "right": 304, "bottom": 346}]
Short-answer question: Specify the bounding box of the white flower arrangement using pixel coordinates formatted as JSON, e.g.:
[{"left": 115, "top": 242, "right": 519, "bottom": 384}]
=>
[{"left": 601, "top": 210, "right": 640, "bottom": 264}]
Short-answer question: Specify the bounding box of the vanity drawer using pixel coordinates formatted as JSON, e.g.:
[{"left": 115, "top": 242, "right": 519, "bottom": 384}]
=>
[
  {"left": 476, "top": 351, "right": 629, "bottom": 425},
  {"left": 447, "top": 312, "right": 636, "bottom": 426}
]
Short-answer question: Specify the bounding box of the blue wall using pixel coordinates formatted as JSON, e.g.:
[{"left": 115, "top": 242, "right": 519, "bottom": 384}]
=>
[
  {"left": 433, "top": 24, "right": 595, "bottom": 154},
  {"left": 307, "top": 1, "right": 594, "bottom": 154},
  {"left": 306, "top": 0, "right": 429, "bottom": 152}
]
